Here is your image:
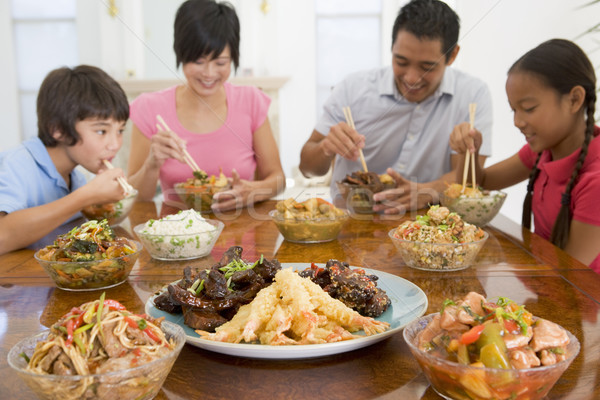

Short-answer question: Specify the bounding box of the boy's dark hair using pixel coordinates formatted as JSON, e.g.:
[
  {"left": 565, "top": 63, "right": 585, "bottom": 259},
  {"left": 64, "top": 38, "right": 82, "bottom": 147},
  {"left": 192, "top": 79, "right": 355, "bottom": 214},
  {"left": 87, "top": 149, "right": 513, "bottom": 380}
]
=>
[
  {"left": 173, "top": 0, "right": 240, "bottom": 70},
  {"left": 392, "top": 0, "right": 460, "bottom": 62},
  {"left": 37, "top": 65, "right": 129, "bottom": 147},
  {"left": 514, "top": 39, "right": 597, "bottom": 249}
]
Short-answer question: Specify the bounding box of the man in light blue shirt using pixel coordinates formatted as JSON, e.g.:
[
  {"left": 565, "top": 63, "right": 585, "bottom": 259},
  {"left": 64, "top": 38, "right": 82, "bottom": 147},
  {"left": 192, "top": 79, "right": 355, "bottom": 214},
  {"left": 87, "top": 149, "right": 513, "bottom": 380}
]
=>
[{"left": 300, "top": 0, "right": 492, "bottom": 213}]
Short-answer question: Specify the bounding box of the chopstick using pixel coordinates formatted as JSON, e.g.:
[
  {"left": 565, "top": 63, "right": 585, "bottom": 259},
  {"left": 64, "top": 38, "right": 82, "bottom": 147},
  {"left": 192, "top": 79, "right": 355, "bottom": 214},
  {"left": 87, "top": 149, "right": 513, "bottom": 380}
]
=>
[
  {"left": 155, "top": 115, "right": 202, "bottom": 173},
  {"left": 469, "top": 103, "right": 477, "bottom": 190},
  {"left": 342, "top": 106, "right": 368, "bottom": 173},
  {"left": 461, "top": 103, "right": 478, "bottom": 193},
  {"left": 102, "top": 160, "right": 135, "bottom": 194}
]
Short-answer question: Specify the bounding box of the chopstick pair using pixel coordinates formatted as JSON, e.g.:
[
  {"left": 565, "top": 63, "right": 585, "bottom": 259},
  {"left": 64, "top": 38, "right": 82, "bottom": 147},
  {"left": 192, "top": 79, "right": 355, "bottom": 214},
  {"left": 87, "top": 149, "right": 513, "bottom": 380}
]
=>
[
  {"left": 342, "top": 106, "right": 368, "bottom": 173},
  {"left": 155, "top": 114, "right": 202, "bottom": 173},
  {"left": 102, "top": 160, "right": 134, "bottom": 194},
  {"left": 461, "top": 103, "right": 478, "bottom": 193}
]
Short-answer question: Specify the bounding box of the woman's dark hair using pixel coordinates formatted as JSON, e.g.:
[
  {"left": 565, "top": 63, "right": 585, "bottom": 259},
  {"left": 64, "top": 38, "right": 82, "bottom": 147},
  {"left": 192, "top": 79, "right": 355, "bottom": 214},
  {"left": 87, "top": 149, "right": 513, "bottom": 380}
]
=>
[
  {"left": 513, "top": 39, "right": 597, "bottom": 248},
  {"left": 392, "top": 0, "right": 460, "bottom": 62},
  {"left": 173, "top": 0, "right": 240, "bottom": 70},
  {"left": 37, "top": 65, "right": 129, "bottom": 147}
]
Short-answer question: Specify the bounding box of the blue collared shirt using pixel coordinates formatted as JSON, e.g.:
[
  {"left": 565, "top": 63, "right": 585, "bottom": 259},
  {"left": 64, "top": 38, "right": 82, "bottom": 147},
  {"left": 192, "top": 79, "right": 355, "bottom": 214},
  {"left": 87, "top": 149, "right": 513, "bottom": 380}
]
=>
[
  {"left": 315, "top": 66, "right": 493, "bottom": 198},
  {"left": 0, "top": 138, "right": 86, "bottom": 221}
]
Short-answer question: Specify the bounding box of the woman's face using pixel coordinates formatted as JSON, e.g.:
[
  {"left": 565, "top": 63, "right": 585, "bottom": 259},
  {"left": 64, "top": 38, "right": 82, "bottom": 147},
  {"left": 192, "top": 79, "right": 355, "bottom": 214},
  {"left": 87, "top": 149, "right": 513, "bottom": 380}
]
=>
[
  {"left": 182, "top": 46, "right": 232, "bottom": 98},
  {"left": 506, "top": 71, "right": 583, "bottom": 158}
]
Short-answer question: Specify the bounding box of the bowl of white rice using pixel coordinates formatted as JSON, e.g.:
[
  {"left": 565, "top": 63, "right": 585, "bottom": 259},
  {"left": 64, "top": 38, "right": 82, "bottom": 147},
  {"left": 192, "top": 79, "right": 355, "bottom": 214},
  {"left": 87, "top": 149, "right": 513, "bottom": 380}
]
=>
[{"left": 133, "top": 210, "right": 224, "bottom": 261}]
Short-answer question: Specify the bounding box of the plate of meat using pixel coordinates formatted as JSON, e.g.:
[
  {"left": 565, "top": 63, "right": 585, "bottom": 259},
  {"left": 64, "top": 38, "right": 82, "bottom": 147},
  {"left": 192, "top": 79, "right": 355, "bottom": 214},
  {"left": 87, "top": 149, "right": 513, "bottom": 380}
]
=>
[{"left": 145, "top": 257, "right": 428, "bottom": 359}]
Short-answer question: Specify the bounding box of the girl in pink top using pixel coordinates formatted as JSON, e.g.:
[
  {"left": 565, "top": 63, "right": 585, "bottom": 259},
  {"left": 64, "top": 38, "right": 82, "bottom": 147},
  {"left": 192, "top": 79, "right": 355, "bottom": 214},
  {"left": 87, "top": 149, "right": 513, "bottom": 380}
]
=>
[
  {"left": 127, "top": 0, "right": 285, "bottom": 212},
  {"left": 450, "top": 39, "right": 600, "bottom": 273}
]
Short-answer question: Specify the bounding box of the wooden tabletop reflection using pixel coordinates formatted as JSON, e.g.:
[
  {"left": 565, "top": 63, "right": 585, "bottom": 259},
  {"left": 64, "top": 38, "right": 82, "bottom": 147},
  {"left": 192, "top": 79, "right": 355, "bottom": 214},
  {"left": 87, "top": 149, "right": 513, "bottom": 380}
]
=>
[{"left": 1, "top": 200, "right": 599, "bottom": 399}]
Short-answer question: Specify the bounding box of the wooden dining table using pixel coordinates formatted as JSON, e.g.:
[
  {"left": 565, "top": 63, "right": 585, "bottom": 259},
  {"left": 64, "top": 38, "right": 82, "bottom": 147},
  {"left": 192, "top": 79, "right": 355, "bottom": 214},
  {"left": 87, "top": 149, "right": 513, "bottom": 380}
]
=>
[{"left": 1, "top": 199, "right": 599, "bottom": 400}]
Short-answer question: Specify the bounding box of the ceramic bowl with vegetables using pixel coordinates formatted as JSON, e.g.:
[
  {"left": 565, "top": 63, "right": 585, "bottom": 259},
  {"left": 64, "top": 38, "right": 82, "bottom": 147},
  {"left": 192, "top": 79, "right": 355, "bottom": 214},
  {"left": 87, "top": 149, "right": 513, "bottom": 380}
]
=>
[
  {"left": 173, "top": 169, "right": 230, "bottom": 213},
  {"left": 270, "top": 197, "right": 349, "bottom": 243},
  {"left": 403, "top": 292, "right": 580, "bottom": 400},
  {"left": 389, "top": 205, "right": 488, "bottom": 271},
  {"left": 440, "top": 183, "right": 507, "bottom": 226},
  {"left": 7, "top": 295, "right": 185, "bottom": 400},
  {"left": 335, "top": 171, "right": 395, "bottom": 213},
  {"left": 133, "top": 209, "right": 224, "bottom": 260},
  {"left": 81, "top": 189, "right": 138, "bottom": 226},
  {"left": 34, "top": 220, "right": 141, "bottom": 291}
]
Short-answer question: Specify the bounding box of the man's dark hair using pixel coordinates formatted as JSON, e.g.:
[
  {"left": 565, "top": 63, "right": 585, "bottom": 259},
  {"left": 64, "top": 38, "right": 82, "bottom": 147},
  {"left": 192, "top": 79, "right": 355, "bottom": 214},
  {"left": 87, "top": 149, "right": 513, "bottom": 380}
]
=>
[
  {"left": 173, "top": 0, "right": 240, "bottom": 70},
  {"left": 392, "top": 0, "right": 460, "bottom": 62},
  {"left": 37, "top": 65, "right": 129, "bottom": 147}
]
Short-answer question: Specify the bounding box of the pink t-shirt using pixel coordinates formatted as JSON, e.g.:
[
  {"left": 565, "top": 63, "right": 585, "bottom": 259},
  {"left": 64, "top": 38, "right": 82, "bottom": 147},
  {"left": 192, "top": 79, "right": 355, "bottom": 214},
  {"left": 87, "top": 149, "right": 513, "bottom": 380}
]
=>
[
  {"left": 519, "top": 126, "right": 600, "bottom": 273},
  {"left": 129, "top": 82, "right": 270, "bottom": 201}
]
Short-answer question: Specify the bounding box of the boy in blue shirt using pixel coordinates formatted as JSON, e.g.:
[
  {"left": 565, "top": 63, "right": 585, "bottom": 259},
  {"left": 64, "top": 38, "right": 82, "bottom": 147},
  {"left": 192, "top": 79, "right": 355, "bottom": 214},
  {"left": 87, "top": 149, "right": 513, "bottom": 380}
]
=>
[{"left": 0, "top": 65, "right": 130, "bottom": 254}]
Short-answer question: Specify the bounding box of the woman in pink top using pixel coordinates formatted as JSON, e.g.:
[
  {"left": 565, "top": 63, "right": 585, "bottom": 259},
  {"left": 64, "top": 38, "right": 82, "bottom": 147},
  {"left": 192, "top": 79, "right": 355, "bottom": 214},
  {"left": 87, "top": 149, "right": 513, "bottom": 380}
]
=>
[
  {"left": 450, "top": 39, "right": 600, "bottom": 273},
  {"left": 127, "top": 0, "right": 285, "bottom": 212}
]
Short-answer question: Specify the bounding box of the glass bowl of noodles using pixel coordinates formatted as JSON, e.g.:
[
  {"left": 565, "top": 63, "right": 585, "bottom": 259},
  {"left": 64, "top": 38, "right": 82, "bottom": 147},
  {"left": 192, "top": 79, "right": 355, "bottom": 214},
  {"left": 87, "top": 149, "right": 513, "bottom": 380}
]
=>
[
  {"left": 439, "top": 183, "right": 507, "bottom": 226},
  {"left": 34, "top": 220, "right": 141, "bottom": 291},
  {"left": 7, "top": 295, "right": 186, "bottom": 400},
  {"left": 403, "top": 294, "right": 580, "bottom": 400},
  {"left": 81, "top": 189, "right": 138, "bottom": 226},
  {"left": 388, "top": 205, "right": 488, "bottom": 271}
]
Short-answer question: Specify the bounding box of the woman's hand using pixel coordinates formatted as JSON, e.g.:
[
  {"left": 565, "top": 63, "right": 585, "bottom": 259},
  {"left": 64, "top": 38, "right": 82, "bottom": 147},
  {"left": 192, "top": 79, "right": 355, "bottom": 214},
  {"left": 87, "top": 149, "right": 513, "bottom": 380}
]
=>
[
  {"left": 147, "top": 129, "right": 188, "bottom": 169},
  {"left": 211, "top": 170, "right": 250, "bottom": 212},
  {"left": 449, "top": 122, "right": 483, "bottom": 154}
]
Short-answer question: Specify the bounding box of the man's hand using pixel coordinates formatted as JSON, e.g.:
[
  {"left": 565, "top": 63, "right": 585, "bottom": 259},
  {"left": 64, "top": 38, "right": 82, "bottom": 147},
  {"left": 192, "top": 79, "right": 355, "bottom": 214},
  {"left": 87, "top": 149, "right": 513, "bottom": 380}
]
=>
[{"left": 372, "top": 169, "right": 439, "bottom": 214}]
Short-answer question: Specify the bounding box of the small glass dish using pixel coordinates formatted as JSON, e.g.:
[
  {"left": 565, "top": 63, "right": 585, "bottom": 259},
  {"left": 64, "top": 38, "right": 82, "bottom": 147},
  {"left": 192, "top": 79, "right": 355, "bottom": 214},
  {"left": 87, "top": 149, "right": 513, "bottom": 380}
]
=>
[
  {"left": 335, "top": 181, "right": 394, "bottom": 213},
  {"left": 439, "top": 190, "right": 507, "bottom": 226},
  {"left": 173, "top": 182, "right": 231, "bottom": 213},
  {"left": 7, "top": 320, "right": 185, "bottom": 400},
  {"left": 403, "top": 313, "right": 580, "bottom": 400},
  {"left": 34, "top": 240, "right": 142, "bottom": 291},
  {"left": 81, "top": 190, "right": 138, "bottom": 226},
  {"left": 269, "top": 209, "right": 349, "bottom": 243},
  {"left": 388, "top": 228, "right": 488, "bottom": 271}
]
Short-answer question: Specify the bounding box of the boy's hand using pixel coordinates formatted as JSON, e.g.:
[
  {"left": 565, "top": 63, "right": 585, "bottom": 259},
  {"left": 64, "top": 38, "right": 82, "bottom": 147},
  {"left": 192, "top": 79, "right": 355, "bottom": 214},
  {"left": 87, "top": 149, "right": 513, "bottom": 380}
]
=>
[
  {"left": 320, "top": 122, "right": 365, "bottom": 161},
  {"left": 449, "top": 122, "right": 482, "bottom": 154},
  {"left": 81, "top": 169, "right": 127, "bottom": 205}
]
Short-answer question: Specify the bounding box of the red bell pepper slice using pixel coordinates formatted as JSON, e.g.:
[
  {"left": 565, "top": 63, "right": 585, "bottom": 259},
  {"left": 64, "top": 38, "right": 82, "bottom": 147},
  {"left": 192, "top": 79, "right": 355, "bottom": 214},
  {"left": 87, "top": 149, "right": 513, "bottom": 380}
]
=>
[{"left": 460, "top": 324, "right": 486, "bottom": 345}]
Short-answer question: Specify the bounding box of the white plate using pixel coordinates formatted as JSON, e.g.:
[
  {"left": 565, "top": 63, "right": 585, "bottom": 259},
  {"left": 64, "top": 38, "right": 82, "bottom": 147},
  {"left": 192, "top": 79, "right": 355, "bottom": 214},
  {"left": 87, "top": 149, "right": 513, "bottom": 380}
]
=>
[{"left": 145, "top": 263, "right": 428, "bottom": 359}]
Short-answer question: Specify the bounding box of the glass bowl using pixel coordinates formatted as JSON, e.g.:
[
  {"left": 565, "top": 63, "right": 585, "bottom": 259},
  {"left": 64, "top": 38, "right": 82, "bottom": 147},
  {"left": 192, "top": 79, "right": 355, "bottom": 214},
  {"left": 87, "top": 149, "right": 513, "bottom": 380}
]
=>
[
  {"left": 7, "top": 320, "right": 185, "bottom": 400},
  {"left": 34, "top": 240, "right": 142, "bottom": 291},
  {"left": 403, "top": 313, "right": 580, "bottom": 400},
  {"left": 269, "top": 209, "right": 349, "bottom": 243},
  {"left": 388, "top": 228, "right": 488, "bottom": 271},
  {"left": 133, "top": 219, "right": 224, "bottom": 261},
  {"left": 173, "top": 182, "right": 231, "bottom": 213},
  {"left": 335, "top": 180, "right": 395, "bottom": 213},
  {"left": 439, "top": 190, "right": 507, "bottom": 226},
  {"left": 81, "top": 190, "right": 138, "bottom": 226}
]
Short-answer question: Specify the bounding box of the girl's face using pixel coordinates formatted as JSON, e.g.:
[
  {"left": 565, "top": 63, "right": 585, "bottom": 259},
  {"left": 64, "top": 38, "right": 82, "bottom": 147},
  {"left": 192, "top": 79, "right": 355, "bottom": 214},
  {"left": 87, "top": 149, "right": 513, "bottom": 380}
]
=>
[
  {"left": 506, "top": 71, "right": 583, "bottom": 158},
  {"left": 63, "top": 117, "right": 125, "bottom": 173},
  {"left": 182, "top": 47, "right": 232, "bottom": 98}
]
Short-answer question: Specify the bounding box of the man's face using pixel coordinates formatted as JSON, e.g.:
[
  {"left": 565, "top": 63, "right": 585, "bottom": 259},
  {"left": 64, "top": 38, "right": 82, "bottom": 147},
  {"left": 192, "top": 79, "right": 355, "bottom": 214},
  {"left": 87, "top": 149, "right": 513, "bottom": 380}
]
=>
[{"left": 391, "top": 30, "right": 458, "bottom": 103}]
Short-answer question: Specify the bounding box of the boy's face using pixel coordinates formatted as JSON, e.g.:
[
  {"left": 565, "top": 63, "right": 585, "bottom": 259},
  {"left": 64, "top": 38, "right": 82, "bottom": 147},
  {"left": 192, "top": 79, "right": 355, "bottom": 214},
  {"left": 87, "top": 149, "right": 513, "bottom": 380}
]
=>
[
  {"left": 391, "top": 30, "right": 458, "bottom": 103},
  {"left": 61, "top": 117, "right": 125, "bottom": 173}
]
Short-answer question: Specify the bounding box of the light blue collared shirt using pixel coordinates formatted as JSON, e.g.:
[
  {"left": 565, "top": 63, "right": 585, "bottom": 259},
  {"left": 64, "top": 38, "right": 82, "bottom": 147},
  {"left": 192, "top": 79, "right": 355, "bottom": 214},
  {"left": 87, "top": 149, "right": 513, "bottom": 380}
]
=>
[
  {"left": 315, "top": 66, "right": 493, "bottom": 198},
  {"left": 0, "top": 137, "right": 86, "bottom": 220}
]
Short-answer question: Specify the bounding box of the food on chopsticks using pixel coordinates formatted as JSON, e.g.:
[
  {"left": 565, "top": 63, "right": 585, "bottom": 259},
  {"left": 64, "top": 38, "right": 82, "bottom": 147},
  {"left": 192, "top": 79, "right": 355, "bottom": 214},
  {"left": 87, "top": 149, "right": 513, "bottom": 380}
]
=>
[
  {"left": 174, "top": 168, "right": 230, "bottom": 212},
  {"left": 270, "top": 197, "right": 348, "bottom": 243},
  {"left": 412, "top": 292, "right": 576, "bottom": 399},
  {"left": 390, "top": 205, "right": 487, "bottom": 270},
  {"left": 299, "top": 260, "right": 391, "bottom": 317},
  {"left": 197, "top": 268, "right": 390, "bottom": 345},
  {"left": 153, "top": 246, "right": 281, "bottom": 332},
  {"left": 444, "top": 183, "right": 485, "bottom": 199},
  {"left": 133, "top": 209, "right": 223, "bottom": 260},
  {"left": 440, "top": 183, "right": 508, "bottom": 226},
  {"left": 336, "top": 171, "right": 396, "bottom": 213},
  {"left": 22, "top": 293, "right": 178, "bottom": 399},
  {"left": 341, "top": 171, "right": 395, "bottom": 190},
  {"left": 35, "top": 220, "right": 139, "bottom": 289}
]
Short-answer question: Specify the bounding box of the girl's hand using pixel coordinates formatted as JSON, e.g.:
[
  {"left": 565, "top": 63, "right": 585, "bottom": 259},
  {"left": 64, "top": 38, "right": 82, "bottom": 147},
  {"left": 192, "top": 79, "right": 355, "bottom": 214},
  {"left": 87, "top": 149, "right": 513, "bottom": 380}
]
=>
[
  {"left": 147, "top": 129, "right": 188, "bottom": 169},
  {"left": 450, "top": 122, "right": 483, "bottom": 154}
]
